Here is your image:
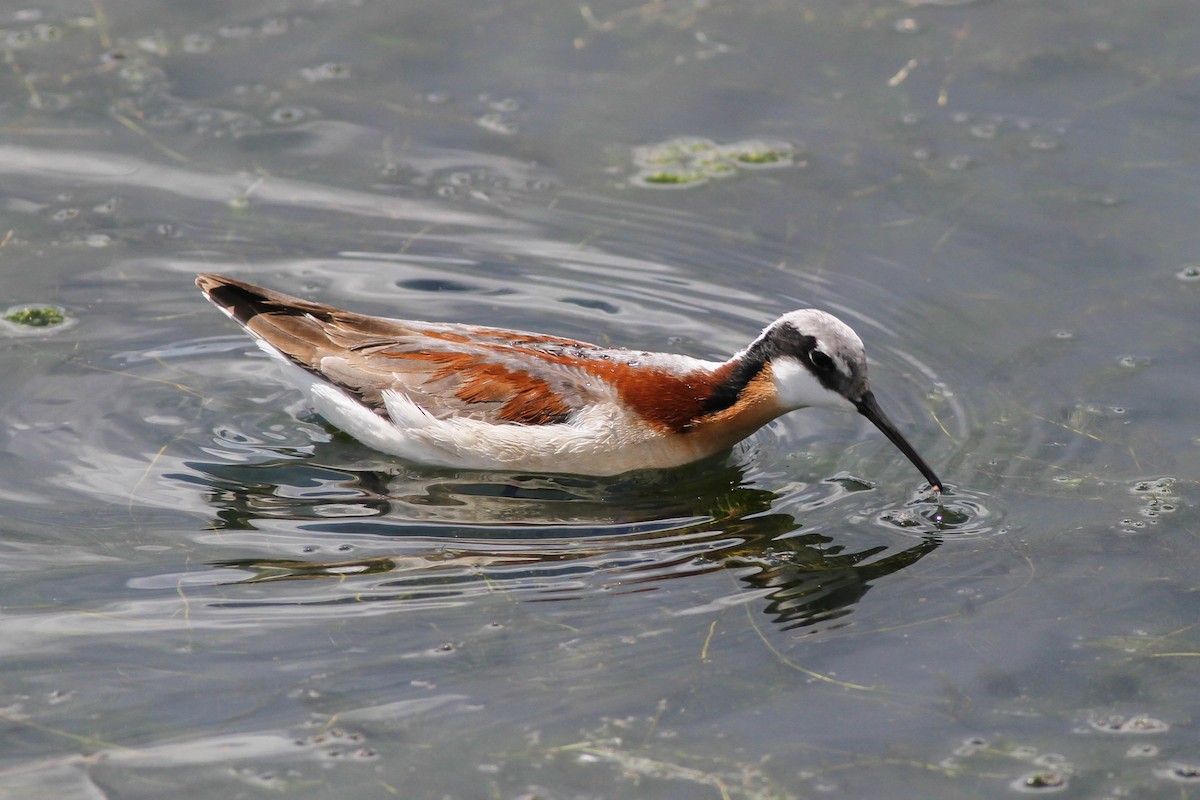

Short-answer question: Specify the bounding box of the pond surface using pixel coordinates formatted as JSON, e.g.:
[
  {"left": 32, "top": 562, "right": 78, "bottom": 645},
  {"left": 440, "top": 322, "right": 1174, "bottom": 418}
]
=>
[{"left": 2, "top": 0, "right": 1199, "bottom": 797}]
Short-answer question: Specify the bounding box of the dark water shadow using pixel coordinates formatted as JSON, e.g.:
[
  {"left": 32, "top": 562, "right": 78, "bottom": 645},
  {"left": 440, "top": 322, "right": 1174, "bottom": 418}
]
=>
[{"left": 175, "top": 451, "right": 942, "bottom": 632}]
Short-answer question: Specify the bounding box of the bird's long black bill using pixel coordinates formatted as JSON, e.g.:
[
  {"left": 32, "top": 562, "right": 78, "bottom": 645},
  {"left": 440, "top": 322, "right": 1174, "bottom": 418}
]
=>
[{"left": 854, "top": 390, "right": 942, "bottom": 492}]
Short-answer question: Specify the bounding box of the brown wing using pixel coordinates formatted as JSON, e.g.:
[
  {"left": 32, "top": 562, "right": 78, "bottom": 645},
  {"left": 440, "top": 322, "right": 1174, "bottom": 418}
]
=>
[{"left": 196, "top": 273, "right": 617, "bottom": 425}]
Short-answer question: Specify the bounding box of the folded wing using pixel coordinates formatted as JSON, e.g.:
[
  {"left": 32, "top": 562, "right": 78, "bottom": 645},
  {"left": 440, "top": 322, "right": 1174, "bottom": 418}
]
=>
[{"left": 196, "top": 273, "right": 621, "bottom": 427}]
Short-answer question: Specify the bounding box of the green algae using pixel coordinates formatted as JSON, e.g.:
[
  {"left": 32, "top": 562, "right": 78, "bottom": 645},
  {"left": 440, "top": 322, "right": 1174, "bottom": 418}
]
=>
[
  {"left": 631, "top": 136, "right": 798, "bottom": 189},
  {"left": 4, "top": 305, "right": 67, "bottom": 328}
]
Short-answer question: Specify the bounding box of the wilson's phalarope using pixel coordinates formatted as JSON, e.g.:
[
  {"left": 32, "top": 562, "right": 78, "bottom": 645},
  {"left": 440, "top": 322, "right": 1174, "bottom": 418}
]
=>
[{"left": 196, "top": 274, "right": 942, "bottom": 488}]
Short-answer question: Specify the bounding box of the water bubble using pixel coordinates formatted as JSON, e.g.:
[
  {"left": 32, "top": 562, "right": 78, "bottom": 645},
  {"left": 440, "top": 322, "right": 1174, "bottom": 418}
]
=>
[
  {"left": 487, "top": 96, "right": 520, "bottom": 112},
  {"left": 270, "top": 106, "right": 312, "bottom": 124},
  {"left": 970, "top": 122, "right": 998, "bottom": 139},
  {"left": 1028, "top": 134, "right": 1060, "bottom": 151},
  {"left": 1131, "top": 477, "right": 1175, "bottom": 494},
  {"left": 1157, "top": 764, "right": 1200, "bottom": 783},
  {"left": 51, "top": 208, "right": 80, "bottom": 222},
  {"left": 476, "top": 113, "right": 517, "bottom": 135},
  {"left": 929, "top": 504, "right": 971, "bottom": 527},
  {"left": 301, "top": 62, "right": 349, "bottom": 82},
  {"left": 1087, "top": 714, "right": 1169, "bottom": 734},
  {"left": 947, "top": 155, "right": 974, "bottom": 170},
  {"left": 1176, "top": 265, "right": 1200, "bottom": 282},
  {"left": 953, "top": 739, "right": 983, "bottom": 757},
  {"left": 894, "top": 17, "right": 921, "bottom": 33},
  {"left": 880, "top": 510, "right": 921, "bottom": 528},
  {"left": 1053, "top": 329, "right": 1073, "bottom": 339},
  {"left": 1033, "top": 754, "right": 1068, "bottom": 767},
  {"left": 47, "top": 689, "right": 73, "bottom": 704},
  {"left": 1125, "top": 744, "right": 1158, "bottom": 758},
  {"left": 137, "top": 34, "right": 171, "bottom": 56},
  {"left": 1011, "top": 771, "right": 1068, "bottom": 793}
]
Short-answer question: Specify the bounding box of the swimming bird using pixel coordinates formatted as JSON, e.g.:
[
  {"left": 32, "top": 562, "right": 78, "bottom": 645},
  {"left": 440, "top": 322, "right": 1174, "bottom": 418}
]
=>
[{"left": 196, "top": 274, "right": 942, "bottom": 488}]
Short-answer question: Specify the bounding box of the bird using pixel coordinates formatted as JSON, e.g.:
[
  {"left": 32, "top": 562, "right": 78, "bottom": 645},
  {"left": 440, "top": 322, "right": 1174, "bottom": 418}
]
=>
[{"left": 196, "top": 273, "right": 942, "bottom": 488}]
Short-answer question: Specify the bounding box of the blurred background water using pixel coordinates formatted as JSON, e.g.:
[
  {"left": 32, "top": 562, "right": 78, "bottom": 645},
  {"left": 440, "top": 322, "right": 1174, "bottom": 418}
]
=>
[{"left": 1, "top": 0, "right": 1198, "bottom": 797}]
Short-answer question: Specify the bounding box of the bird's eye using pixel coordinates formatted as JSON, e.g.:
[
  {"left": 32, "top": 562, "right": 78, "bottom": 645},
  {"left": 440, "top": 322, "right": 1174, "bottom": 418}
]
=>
[{"left": 809, "top": 350, "right": 835, "bottom": 371}]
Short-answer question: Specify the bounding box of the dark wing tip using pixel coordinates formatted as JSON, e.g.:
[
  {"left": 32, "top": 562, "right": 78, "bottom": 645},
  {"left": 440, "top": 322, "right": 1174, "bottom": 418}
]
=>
[
  {"left": 195, "top": 272, "right": 249, "bottom": 297},
  {"left": 195, "top": 273, "right": 288, "bottom": 327},
  {"left": 195, "top": 272, "right": 221, "bottom": 292},
  {"left": 195, "top": 272, "right": 309, "bottom": 328}
]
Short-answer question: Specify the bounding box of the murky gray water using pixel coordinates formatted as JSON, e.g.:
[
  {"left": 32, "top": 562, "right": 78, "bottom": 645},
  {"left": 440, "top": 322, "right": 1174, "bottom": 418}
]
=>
[{"left": 2, "top": 0, "right": 1198, "bottom": 797}]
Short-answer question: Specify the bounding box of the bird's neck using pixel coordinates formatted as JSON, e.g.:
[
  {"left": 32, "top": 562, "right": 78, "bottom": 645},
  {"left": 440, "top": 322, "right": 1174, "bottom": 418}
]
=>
[
  {"left": 701, "top": 345, "right": 773, "bottom": 416},
  {"left": 609, "top": 346, "right": 784, "bottom": 440}
]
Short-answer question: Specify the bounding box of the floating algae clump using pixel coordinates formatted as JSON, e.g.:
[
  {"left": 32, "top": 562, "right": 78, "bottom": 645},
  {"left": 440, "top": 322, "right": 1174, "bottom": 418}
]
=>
[
  {"left": 723, "top": 139, "right": 795, "bottom": 166},
  {"left": 3, "top": 304, "right": 72, "bottom": 334},
  {"left": 639, "top": 169, "right": 708, "bottom": 187},
  {"left": 5, "top": 306, "right": 66, "bottom": 327},
  {"left": 631, "top": 136, "right": 798, "bottom": 189}
]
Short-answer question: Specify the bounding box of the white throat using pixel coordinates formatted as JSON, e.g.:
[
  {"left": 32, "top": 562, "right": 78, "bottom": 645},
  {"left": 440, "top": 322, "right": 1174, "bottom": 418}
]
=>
[{"left": 771, "top": 356, "right": 854, "bottom": 411}]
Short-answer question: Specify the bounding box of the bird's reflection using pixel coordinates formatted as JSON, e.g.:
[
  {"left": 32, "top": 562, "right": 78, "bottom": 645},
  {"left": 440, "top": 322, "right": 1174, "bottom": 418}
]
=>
[
  {"left": 724, "top": 532, "right": 939, "bottom": 631},
  {"left": 181, "top": 453, "right": 941, "bottom": 631}
]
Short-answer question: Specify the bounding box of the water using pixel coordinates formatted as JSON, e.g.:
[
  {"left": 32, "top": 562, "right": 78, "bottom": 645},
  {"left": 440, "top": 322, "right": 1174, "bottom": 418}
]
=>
[{"left": 2, "top": 0, "right": 1198, "bottom": 797}]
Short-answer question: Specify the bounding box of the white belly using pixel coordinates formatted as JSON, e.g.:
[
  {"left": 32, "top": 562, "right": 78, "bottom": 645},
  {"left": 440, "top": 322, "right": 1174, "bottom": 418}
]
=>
[{"left": 291, "top": 367, "right": 710, "bottom": 476}]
